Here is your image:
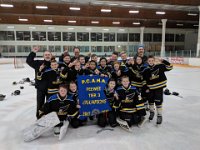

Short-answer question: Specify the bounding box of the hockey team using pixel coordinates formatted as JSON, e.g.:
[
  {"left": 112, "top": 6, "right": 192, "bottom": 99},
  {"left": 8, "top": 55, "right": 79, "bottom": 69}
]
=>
[{"left": 26, "top": 45, "right": 173, "bottom": 138}]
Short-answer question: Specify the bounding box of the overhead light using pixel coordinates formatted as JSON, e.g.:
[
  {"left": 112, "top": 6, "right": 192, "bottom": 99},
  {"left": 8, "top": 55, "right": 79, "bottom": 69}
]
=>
[
  {"left": 133, "top": 22, "right": 140, "bottom": 25},
  {"left": 36, "top": 5, "right": 48, "bottom": 9},
  {"left": 103, "top": 29, "right": 109, "bottom": 31},
  {"left": 44, "top": 19, "right": 53, "bottom": 22},
  {"left": 69, "top": 7, "right": 80, "bottom": 11},
  {"left": 68, "top": 20, "right": 76, "bottom": 23},
  {"left": 129, "top": 10, "right": 139, "bottom": 14},
  {"left": 68, "top": 27, "right": 74, "bottom": 30},
  {"left": 187, "top": 12, "right": 198, "bottom": 16},
  {"left": 7, "top": 26, "right": 14, "bottom": 29},
  {"left": 193, "top": 25, "right": 199, "bottom": 27},
  {"left": 156, "top": 11, "right": 166, "bottom": 15},
  {"left": 122, "top": 4, "right": 132, "bottom": 7},
  {"left": 0, "top": 4, "right": 14, "bottom": 8},
  {"left": 108, "top": 3, "right": 118, "bottom": 6},
  {"left": 18, "top": 18, "right": 28, "bottom": 22},
  {"left": 112, "top": 21, "right": 120, "bottom": 25},
  {"left": 176, "top": 23, "right": 183, "bottom": 26},
  {"left": 101, "top": 9, "right": 111, "bottom": 13},
  {"left": 136, "top": 5, "right": 143, "bottom": 8},
  {"left": 91, "top": 21, "right": 99, "bottom": 24}
]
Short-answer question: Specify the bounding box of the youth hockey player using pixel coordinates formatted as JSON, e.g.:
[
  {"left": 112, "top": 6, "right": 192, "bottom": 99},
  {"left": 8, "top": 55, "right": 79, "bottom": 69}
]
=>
[
  {"left": 114, "top": 76, "right": 146, "bottom": 127},
  {"left": 85, "top": 60, "right": 101, "bottom": 75},
  {"left": 39, "top": 84, "right": 79, "bottom": 135},
  {"left": 97, "top": 78, "right": 118, "bottom": 127},
  {"left": 128, "top": 56, "right": 149, "bottom": 110},
  {"left": 37, "top": 59, "right": 68, "bottom": 98},
  {"left": 142, "top": 55, "right": 173, "bottom": 125},
  {"left": 98, "top": 57, "right": 112, "bottom": 77}
]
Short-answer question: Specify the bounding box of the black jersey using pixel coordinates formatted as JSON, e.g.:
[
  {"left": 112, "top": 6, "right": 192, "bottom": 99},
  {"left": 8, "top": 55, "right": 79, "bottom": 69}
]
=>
[
  {"left": 98, "top": 65, "right": 112, "bottom": 77},
  {"left": 37, "top": 68, "right": 67, "bottom": 95},
  {"left": 129, "top": 64, "right": 146, "bottom": 88},
  {"left": 69, "top": 68, "right": 86, "bottom": 81},
  {"left": 142, "top": 60, "right": 173, "bottom": 90},
  {"left": 26, "top": 51, "right": 51, "bottom": 90},
  {"left": 40, "top": 94, "right": 78, "bottom": 121},
  {"left": 114, "top": 85, "right": 146, "bottom": 116},
  {"left": 104, "top": 87, "right": 117, "bottom": 108}
]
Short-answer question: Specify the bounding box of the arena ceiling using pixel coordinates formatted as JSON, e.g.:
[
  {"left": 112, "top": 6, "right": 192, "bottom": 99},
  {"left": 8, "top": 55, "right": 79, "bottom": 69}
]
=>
[{"left": 0, "top": 0, "right": 199, "bottom": 28}]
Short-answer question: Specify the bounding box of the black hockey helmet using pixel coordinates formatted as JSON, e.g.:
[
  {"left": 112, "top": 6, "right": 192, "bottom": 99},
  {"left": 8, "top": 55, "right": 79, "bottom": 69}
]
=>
[
  {"left": 172, "top": 92, "right": 179, "bottom": 96},
  {"left": 0, "top": 94, "right": 6, "bottom": 101},
  {"left": 23, "top": 77, "right": 31, "bottom": 82},
  {"left": 164, "top": 88, "right": 171, "bottom": 95},
  {"left": 12, "top": 90, "right": 21, "bottom": 96},
  {"left": 12, "top": 81, "right": 17, "bottom": 85},
  {"left": 20, "top": 86, "right": 24, "bottom": 89}
]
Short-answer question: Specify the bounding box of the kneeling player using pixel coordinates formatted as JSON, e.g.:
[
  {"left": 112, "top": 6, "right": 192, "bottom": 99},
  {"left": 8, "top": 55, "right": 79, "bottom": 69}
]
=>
[
  {"left": 114, "top": 76, "right": 146, "bottom": 127},
  {"left": 97, "top": 79, "right": 118, "bottom": 127},
  {"left": 39, "top": 84, "right": 80, "bottom": 135}
]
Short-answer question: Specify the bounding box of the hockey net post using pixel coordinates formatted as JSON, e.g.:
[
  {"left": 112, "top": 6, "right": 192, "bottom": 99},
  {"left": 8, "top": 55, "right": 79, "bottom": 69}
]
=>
[{"left": 14, "top": 57, "right": 25, "bottom": 69}]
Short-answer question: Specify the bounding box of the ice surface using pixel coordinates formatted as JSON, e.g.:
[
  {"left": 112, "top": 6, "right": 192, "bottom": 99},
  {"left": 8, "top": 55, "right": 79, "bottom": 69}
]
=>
[{"left": 0, "top": 64, "right": 200, "bottom": 150}]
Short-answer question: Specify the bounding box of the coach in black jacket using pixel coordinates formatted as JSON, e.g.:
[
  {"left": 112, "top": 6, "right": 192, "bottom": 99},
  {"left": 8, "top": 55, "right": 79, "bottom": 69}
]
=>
[{"left": 26, "top": 46, "right": 52, "bottom": 119}]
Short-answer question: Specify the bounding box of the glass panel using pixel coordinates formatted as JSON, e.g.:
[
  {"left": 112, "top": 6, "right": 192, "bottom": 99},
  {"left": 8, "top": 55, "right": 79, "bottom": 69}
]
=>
[
  {"left": 91, "top": 32, "right": 102, "bottom": 41},
  {"left": 63, "top": 32, "right": 75, "bottom": 41},
  {"left": 117, "top": 33, "right": 128, "bottom": 42},
  {"left": 77, "top": 46, "right": 89, "bottom": 52},
  {"left": 63, "top": 46, "right": 75, "bottom": 52},
  {"left": 0, "top": 31, "right": 15, "bottom": 41},
  {"left": 129, "top": 33, "right": 140, "bottom": 42},
  {"left": 153, "top": 34, "right": 162, "bottom": 42},
  {"left": 104, "top": 33, "right": 115, "bottom": 42},
  {"left": 91, "top": 46, "right": 102, "bottom": 52},
  {"left": 32, "top": 31, "right": 46, "bottom": 41},
  {"left": 49, "top": 45, "right": 61, "bottom": 52},
  {"left": 48, "top": 32, "right": 61, "bottom": 41},
  {"left": 175, "top": 34, "right": 185, "bottom": 42},
  {"left": 16, "top": 31, "right": 31, "bottom": 41},
  {"left": 165, "top": 34, "right": 174, "bottom": 42},
  {"left": 77, "top": 32, "right": 89, "bottom": 41},
  {"left": 17, "top": 45, "right": 31, "bottom": 52},
  {"left": 144, "top": 33, "right": 152, "bottom": 42},
  {"left": 104, "top": 46, "right": 115, "bottom": 52},
  {"left": 0, "top": 45, "right": 15, "bottom": 52}
]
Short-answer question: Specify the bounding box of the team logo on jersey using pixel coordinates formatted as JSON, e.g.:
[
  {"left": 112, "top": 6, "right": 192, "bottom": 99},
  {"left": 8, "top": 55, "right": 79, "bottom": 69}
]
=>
[
  {"left": 150, "top": 69, "right": 159, "bottom": 80},
  {"left": 58, "top": 104, "right": 70, "bottom": 115}
]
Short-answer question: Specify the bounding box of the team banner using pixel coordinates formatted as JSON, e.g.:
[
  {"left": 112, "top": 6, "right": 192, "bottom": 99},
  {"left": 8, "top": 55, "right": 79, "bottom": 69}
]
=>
[{"left": 77, "top": 75, "right": 111, "bottom": 117}]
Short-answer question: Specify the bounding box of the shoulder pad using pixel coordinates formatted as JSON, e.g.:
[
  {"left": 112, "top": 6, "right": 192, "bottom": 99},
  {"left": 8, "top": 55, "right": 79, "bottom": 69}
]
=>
[
  {"left": 48, "top": 94, "right": 58, "bottom": 102},
  {"left": 44, "top": 68, "right": 53, "bottom": 73}
]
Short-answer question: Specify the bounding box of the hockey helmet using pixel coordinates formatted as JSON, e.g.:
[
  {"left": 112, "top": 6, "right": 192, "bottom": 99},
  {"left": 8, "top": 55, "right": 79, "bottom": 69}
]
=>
[
  {"left": 23, "top": 77, "right": 31, "bottom": 82},
  {"left": 164, "top": 88, "right": 171, "bottom": 95},
  {"left": 172, "top": 92, "right": 179, "bottom": 96},
  {"left": 12, "top": 81, "right": 17, "bottom": 85},
  {"left": 20, "top": 86, "right": 24, "bottom": 89},
  {"left": 0, "top": 94, "right": 6, "bottom": 101},
  {"left": 12, "top": 90, "right": 21, "bottom": 96}
]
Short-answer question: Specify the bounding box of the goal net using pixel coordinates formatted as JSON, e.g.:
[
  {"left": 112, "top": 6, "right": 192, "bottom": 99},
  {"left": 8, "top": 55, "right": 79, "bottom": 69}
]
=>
[{"left": 14, "top": 57, "right": 24, "bottom": 69}]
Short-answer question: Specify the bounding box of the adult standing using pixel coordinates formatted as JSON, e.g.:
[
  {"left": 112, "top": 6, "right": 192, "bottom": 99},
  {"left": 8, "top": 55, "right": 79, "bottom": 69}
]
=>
[
  {"left": 71, "top": 47, "right": 90, "bottom": 63},
  {"left": 134, "top": 44, "right": 148, "bottom": 64},
  {"left": 26, "top": 46, "right": 52, "bottom": 119}
]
